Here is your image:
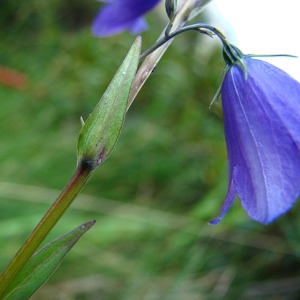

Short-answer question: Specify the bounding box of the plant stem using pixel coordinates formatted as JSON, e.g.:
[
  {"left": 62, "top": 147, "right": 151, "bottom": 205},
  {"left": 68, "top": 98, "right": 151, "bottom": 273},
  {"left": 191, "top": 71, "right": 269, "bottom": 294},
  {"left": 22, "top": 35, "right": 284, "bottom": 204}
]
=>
[{"left": 0, "top": 160, "right": 93, "bottom": 296}]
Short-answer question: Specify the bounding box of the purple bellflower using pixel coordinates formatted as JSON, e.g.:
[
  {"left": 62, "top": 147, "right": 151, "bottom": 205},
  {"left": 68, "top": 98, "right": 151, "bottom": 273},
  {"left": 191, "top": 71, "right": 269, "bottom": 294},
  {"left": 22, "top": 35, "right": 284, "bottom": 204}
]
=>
[
  {"left": 211, "top": 44, "right": 300, "bottom": 225},
  {"left": 92, "top": 0, "right": 161, "bottom": 37}
]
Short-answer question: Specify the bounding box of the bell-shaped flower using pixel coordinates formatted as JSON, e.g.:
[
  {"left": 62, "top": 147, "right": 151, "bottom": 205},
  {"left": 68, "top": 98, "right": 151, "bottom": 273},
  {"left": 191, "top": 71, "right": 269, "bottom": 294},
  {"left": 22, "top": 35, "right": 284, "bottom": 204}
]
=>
[
  {"left": 211, "top": 55, "right": 300, "bottom": 225},
  {"left": 92, "top": 0, "right": 161, "bottom": 37}
]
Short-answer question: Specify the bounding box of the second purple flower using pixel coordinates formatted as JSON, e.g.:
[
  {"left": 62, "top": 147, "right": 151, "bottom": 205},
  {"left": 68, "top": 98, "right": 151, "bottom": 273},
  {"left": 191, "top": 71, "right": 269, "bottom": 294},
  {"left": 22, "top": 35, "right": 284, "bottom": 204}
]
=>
[{"left": 92, "top": 0, "right": 161, "bottom": 37}]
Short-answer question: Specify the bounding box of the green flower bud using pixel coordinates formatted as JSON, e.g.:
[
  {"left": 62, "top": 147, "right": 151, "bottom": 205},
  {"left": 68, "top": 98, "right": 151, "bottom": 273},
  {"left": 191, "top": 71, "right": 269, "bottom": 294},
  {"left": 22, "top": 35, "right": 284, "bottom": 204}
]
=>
[{"left": 77, "top": 37, "right": 141, "bottom": 170}]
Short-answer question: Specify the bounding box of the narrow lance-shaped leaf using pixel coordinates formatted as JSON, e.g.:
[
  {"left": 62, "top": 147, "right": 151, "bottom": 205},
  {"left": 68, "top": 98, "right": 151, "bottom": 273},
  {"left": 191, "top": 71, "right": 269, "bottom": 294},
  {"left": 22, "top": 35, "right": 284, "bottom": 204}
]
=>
[
  {"left": 3, "top": 220, "right": 96, "bottom": 299},
  {"left": 77, "top": 37, "right": 141, "bottom": 169}
]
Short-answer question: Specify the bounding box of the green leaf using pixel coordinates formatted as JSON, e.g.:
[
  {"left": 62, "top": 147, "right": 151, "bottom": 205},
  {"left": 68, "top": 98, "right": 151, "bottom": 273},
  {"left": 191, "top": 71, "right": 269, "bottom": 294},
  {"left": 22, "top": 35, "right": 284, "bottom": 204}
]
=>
[
  {"left": 77, "top": 37, "right": 141, "bottom": 169},
  {"left": 3, "top": 220, "right": 96, "bottom": 299}
]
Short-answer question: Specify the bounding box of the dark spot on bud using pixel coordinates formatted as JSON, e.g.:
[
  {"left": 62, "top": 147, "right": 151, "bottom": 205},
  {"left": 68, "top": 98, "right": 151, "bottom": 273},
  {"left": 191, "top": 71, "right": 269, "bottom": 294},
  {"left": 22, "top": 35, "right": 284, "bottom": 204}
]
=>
[{"left": 80, "top": 157, "right": 95, "bottom": 172}]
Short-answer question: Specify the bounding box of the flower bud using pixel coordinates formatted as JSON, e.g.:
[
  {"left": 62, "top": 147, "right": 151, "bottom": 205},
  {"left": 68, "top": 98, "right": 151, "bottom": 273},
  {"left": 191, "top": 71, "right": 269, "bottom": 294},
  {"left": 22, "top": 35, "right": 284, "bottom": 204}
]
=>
[
  {"left": 165, "top": 0, "right": 177, "bottom": 19},
  {"left": 77, "top": 37, "right": 141, "bottom": 170}
]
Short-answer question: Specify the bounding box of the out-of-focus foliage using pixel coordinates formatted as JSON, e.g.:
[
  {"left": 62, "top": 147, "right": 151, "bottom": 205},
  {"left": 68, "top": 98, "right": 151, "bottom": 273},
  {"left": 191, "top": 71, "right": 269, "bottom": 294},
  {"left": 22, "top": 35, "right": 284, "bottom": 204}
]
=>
[{"left": 0, "top": 1, "right": 300, "bottom": 299}]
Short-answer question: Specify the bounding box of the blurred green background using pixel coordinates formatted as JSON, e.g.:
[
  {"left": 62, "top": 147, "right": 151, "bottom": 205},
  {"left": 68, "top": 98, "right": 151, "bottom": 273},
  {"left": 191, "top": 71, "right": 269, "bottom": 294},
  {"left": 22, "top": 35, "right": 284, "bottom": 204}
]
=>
[{"left": 1, "top": 1, "right": 300, "bottom": 299}]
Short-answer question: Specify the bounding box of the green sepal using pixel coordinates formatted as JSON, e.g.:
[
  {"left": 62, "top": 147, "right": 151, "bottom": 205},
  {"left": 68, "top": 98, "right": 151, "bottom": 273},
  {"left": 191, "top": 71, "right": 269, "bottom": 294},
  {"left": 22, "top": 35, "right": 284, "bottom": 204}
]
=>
[
  {"left": 77, "top": 37, "right": 141, "bottom": 169},
  {"left": 3, "top": 220, "right": 96, "bottom": 299}
]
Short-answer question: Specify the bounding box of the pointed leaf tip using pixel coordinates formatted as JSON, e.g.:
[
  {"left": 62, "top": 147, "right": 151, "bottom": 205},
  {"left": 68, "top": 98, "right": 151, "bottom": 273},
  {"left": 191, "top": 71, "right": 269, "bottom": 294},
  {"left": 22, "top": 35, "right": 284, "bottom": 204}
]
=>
[{"left": 3, "top": 220, "right": 96, "bottom": 299}]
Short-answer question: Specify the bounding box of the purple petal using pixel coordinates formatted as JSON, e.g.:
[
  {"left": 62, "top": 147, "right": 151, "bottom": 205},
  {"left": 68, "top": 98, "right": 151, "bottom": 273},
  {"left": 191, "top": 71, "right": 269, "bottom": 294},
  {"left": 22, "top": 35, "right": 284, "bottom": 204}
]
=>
[
  {"left": 92, "top": 0, "right": 161, "bottom": 37},
  {"left": 215, "top": 58, "right": 300, "bottom": 224},
  {"left": 129, "top": 17, "right": 148, "bottom": 35},
  {"left": 209, "top": 167, "right": 238, "bottom": 225}
]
